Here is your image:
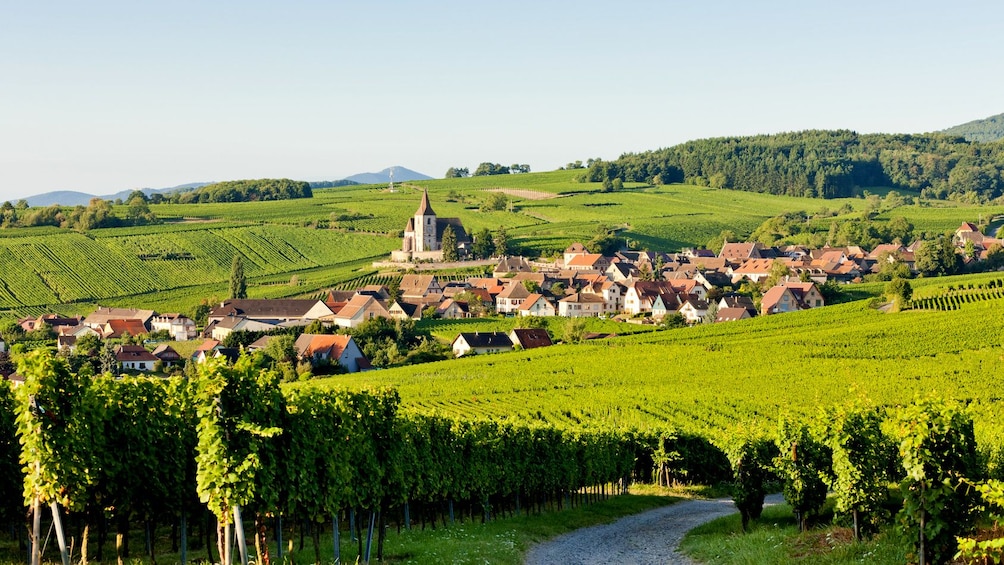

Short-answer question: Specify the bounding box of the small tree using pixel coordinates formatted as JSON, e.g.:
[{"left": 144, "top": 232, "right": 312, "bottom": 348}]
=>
[
  {"left": 229, "top": 256, "right": 247, "bottom": 300},
  {"left": 885, "top": 277, "right": 913, "bottom": 311}
]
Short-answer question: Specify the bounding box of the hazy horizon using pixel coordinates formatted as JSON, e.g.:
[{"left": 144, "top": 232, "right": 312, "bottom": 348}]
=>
[{"left": 3, "top": 0, "right": 1003, "bottom": 202}]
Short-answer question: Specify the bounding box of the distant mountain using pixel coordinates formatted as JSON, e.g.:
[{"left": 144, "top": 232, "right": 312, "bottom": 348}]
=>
[
  {"left": 309, "top": 179, "right": 359, "bottom": 189},
  {"left": 343, "top": 166, "right": 432, "bottom": 185},
  {"left": 22, "top": 191, "right": 98, "bottom": 207},
  {"left": 941, "top": 112, "right": 1004, "bottom": 142},
  {"left": 23, "top": 182, "right": 211, "bottom": 207},
  {"left": 18, "top": 167, "right": 431, "bottom": 206}
]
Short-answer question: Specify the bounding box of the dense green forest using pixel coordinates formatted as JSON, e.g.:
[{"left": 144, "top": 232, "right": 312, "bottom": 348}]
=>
[
  {"left": 178, "top": 178, "right": 312, "bottom": 203},
  {"left": 941, "top": 112, "right": 1004, "bottom": 143},
  {"left": 589, "top": 130, "right": 1004, "bottom": 202}
]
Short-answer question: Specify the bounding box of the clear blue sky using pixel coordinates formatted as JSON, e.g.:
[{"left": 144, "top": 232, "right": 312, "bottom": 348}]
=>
[{"left": 2, "top": 0, "right": 1002, "bottom": 201}]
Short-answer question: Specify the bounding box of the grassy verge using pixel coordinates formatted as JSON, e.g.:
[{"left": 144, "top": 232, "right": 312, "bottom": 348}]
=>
[
  {"left": 2, "top": 488, "right": 687, "bottom": 565},
  {"left": 680, "top": 502, "right": 906, "bottom": 564}
]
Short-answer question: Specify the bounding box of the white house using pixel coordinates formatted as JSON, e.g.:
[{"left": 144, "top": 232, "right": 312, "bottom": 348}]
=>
[
  {"left": 558, "top": 293, "right": 605, "bottom": 318},
  {"left": 115, "top": 345, "right": 160, "bottom": 372},
  {"left": 151, "top": 313, "right": 198, "bottom": 341},
  {"left": 294, "top": 334, "right": 370, "bottom": 373},
  {"left": 518, "top": 294, "right": 556, "bottom": 317}
]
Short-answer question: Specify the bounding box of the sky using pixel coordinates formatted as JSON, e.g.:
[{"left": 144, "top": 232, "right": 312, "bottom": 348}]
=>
[{"left": 2, "top": 0, "right": 1003, "bottom": 201}]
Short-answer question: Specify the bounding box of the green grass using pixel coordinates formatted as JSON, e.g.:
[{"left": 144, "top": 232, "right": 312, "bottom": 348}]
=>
[
  {"left": 681, "top": 502, "right": 906, "bottom": 564},
  {"left": 0, "top": 490, "right": 681, "bottom": 565}
]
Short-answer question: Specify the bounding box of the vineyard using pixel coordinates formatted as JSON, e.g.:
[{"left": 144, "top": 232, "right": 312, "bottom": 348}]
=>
[
  {"left": 0, "top": 226, "right": 397, "bottom": 318},
  {"left": 337, "top": 274, "right": 1004, "bottom": 448},
  {"left": 2, "top": 169, "right": 1001, "bottom": 321},
  {"left": 910, "top": 277, "right": 1004, "bottom": 311},
  {"left": 3, "top": 273, "right": 1004, "bottom": 563}
]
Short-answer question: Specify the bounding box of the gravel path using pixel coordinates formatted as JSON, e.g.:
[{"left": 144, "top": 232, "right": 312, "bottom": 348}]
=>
[{"left": 524, "top": 494, "right": 785, "bottom": 565}]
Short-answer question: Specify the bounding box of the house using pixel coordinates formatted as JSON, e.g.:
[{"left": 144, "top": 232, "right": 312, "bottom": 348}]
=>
[
  {"left": 208, "top": 299, "right": 334, "bottom": 325},
  {"left": 650, "top": 292, "right": 684, "bottom": 319},
  {"left": 719, "top": 242, "right": 763, "bottom": 261},
  {"left": 729, "top": 259, "right": 778, "bottom": 284},
  {"left": 399, "top": 274, "right": 444, "bottom": 302},
  {"left": 435, "top": 298, "right": 470, "bottom": 319},
  {"left": 83, "top": 307, "right": 155, "bottom": 331},
  {"left": 496, "top": 283, "right": 533, "bottom": 314},
  {"left": 452, "top": 332, "right": 514, "bottom": 357},
  {"left": 606, "top": 261, "right": 638, "bottom": 283},
  {"left": 100, "top": 319, "right": 150, "bottom": 340},
  {"left": 760, "top": 286, "right": 803, "bottom": 315},
  {"left": 508, "top": 328, "right": 553, "bottom": 350},
  {"left": 581, "top": 280, "right": 624, "bottom": 314},
  {"left": 677, "top": 298, "right": 710, "bottom": 324},
  {"left": 210, "top": 316, "right": 277, "bottom": 342},
  {"left": 565, "top": 254, "right": 610, "bottom": 272},
  {"left": 715, "top": 307, "right": 753, "bottom": 323},
  {"left": 388, "top": 300, "right": 423, "bottom": 321},
  {"left": 115, "top": 345, "right": 160, "bottom": 372},
  {"left": 563, "top": 242, "right": 590, "bottom": 265},
  {"left": 332, "top": 294, "right": 391, "bottom": 328},
  {"left": 294, "top": 334, "right": 369, "bottom": 373},
  {"left": 18, "top": 314, "right": 82, "bottom": 334},
  {"left": 623, "top": 281, "right": 679, "bottom": 315},
  {"left": 518, "top": 293, "right": 557, "bottom": 317},
  {"left": 152, "top": 345, "right": 183, "bottom": 368},
  {"left": 150, "top": 313, "right": 198, "bottom": 341},
  {"left": 718, "top": 294, "right": 757, "bottom": 317},
  {"left": 558, "top": 293, "right": 605, "bottom": 318},
  {"left": 781, "top": 282, "right": 825, "bottom": 309},
  {"left": 760, "top": 282, "right": 824, "bottom": 315},
  {"left": 392, "top": 188, "right": 470, "bottom": 261},
  {"left": 192, "top": 339, "right": 221, "bottom": 361},
  {"left": 494, "top": 256, "right": 534, "bottom": 277},
  {"left": 665, "top": 279, "right": 707, "bottom": 301},
  {"left": 0, "top": 337, "right": 5, "bottom": 353}
]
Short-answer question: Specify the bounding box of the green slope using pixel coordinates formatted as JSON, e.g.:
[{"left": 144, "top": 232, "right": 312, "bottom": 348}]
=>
[
  {"left": 306, "top": 272, "right": 1004, "bottom": 449},
  {"left": 0, "top": 169, "right": 1001, "bottom": 318},
  {"left": 941, "top": 112, "right": 1004, "bottom": 142}
]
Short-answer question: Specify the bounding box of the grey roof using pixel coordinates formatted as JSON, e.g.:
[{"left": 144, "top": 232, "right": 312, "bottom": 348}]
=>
[{"left": 456, "top": 332, "right": 513, "bottom": 348}]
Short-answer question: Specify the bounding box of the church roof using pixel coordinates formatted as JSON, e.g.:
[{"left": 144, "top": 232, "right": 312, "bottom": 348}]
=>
[{"left": 416, "top": 188, "right": 436, "bottom": 216}]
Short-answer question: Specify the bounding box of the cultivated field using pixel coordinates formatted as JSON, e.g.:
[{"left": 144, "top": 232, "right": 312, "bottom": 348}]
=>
[
  {"left": 1, "top": 169, "right": 1000, "bottom": 318},
  {"left": 314, "top": 272, "right": 1004, "bottom": 450}
]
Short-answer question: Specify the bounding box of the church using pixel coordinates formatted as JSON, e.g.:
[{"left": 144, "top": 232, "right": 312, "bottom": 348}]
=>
[{"left": 391, "top": 189, "right": 469, "bottom": 262}]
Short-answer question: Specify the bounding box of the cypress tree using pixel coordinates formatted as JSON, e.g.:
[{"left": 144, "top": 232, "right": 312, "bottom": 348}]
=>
[{"left": 230, "top": 256, "right": 247, "bottom": 299}]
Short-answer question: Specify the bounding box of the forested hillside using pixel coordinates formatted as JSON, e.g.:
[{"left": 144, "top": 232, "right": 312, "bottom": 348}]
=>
[
  {"left": 177, "top": 178, "right": 312, "bottom": 203},
  {"left": 590, "top": 130, "right": 1004, "bottom": 201},
  {"left": 941, "top": 112, "right": 1004, "bottom": 143}
]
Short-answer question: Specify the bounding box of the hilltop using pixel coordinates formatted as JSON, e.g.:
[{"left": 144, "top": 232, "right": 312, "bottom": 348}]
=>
[{"left": 940, "top": 112, "right": 1004, "bottom": 142}]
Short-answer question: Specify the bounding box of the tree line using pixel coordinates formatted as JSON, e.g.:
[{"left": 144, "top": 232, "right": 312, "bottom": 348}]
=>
[
  {"left": 585, "top": 130, "right": 1004, "bottom": 202},
  {"left": 176, "top": 179, "right": 312, "bottom": 204},
  {"left": 0, "top": 191, "right": 156, "bottom": 230},
  {"left": 445, "top": 163, "right": 531, "bottom": 178}
]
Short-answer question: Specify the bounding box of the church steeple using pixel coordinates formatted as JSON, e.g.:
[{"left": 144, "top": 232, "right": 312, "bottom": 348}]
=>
[
  {"left": 416, "top": 188, "right": 436, "bottom": 216},
  {"left": 414, "top": 188, "right": 438, "bottom": 252}
]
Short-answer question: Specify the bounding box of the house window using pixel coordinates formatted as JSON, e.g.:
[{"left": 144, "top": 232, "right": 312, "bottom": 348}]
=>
[{"left": 139, "top": 363, "right": 146, "bottom": 369}]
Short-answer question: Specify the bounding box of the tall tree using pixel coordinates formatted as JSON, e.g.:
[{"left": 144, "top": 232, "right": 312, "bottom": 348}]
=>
[
  {"left": 471, "top": 228, "right": 495, "bottom": 259},
  {"left": 230, "top": 256, "right": 247, "bottom": 300},
  {"left": 441, "top": 225, "right": 459, "bottom": 262},
  {"left": 493, "top": 227, "right": 510, "bottom": 257}
]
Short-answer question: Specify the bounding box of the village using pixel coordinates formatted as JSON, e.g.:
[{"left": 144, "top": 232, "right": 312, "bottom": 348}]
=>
[{"left": 1, "top": 190, "right": 999, "bottom": 380}]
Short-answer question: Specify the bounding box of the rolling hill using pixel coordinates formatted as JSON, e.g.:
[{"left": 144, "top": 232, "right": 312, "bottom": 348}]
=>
[
  {"left": 940, "top": 112, "right": 1004, "bottom": 142},
  {"left": 0, "top": 169, "right": 1000, "bottom": 319}
]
